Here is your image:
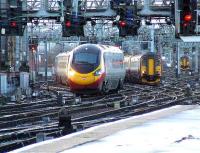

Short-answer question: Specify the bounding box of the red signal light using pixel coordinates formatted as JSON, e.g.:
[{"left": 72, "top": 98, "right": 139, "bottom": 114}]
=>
[
  {"left": 184, "top": 14, "right": 192, "bottom": 22},
  {"left": 32, "top": 46, "right": 35, "bottom": 50},
  {"left": 30, "top": 45, "right": 37, "bottom": 52},
  {"left": 65, "top": 21, "right": 71, "bottom": 27},
  {"left": 119, "top": 21, "right": 126, "bottom": 27},
  {"left": 31, "top": 47, "right": 36, "bottom": 53},
  {"left": 10, "top": 21, "right": 17, "bottom": 28}
]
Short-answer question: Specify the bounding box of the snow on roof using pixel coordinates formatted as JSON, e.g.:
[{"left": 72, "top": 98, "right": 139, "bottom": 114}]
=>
[{"left": 180, "top": 36, "right": 200, "bottom": 42}]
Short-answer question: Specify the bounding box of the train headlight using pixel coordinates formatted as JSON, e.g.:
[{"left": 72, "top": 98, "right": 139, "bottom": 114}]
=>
[
  {"left": 142, "top": 71, "right": 146, "bottom": 74},
  {"left": 69, "top": 70, "right": 75, "bottom": 76},
  {"left": 94, "top": 69, "right": 102, "bottom": 76}
]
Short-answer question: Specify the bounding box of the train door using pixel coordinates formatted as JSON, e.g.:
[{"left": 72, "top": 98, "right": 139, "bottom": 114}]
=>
[
  {"left": 112, "top": 53, "right": 122, "bottom": 89},
  {"left": 124, "top": 56, "right": 130, "bottom": 81},
  {"left": 105, "top": 52, "right": 112, "bottom": 86}
]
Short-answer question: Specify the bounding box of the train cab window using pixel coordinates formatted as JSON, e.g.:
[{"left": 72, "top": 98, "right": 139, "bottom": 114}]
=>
[
  {"left": 156, "top": 59, "right": 161, "bottom": 66},
  {"left": 71, "top": 45, "right": 100, "bottom": 73},
  {"left": 142, "top": 58, "right": 147, "bottom": 66},
  {"left": 72, "top": 45, "right": 100, "bottom": 64},
  {"left": 155, "top": 56, "right": 161, "bottom": 66},
  {"left": 73, "top": 52, "right": 98, "bottom": 65}
]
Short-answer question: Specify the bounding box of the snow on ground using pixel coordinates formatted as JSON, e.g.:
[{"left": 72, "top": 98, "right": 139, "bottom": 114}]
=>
[{"left": 62, "top": 106, "right": 200, "bottom": 153}]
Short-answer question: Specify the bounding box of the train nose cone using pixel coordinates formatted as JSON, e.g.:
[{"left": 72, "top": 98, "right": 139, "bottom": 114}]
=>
[{"left": 70, "top": 73, "right": 95, "bottom": 85}]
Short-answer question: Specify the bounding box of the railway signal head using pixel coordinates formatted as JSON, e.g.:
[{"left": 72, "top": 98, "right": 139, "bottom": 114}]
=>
[
  {"left": 119, "top": 21, "right": 126, "bottom": 27},
  {"left": 5, "top": 1, "right": 25, "bottom": 36},
  {"left": 65, "top": 20, "right": 71, "bottom": 27},
  {"left": 117, "top": 20, "right": 139, "bottom": 37},
  {"left": 118, "top": 20, "right": 127, "bottom": 37},
  {"left": 179, "top": 0, "right": 197, "bottom": 36},
  {"left": 184, "top": 14, "right": 192, "bottom": 22},
  {"left": 62, "top": 14, "right": 85, "bottom": 37},
  {"left": 10, "top": 21, "right": 17, "bottom": 28}
]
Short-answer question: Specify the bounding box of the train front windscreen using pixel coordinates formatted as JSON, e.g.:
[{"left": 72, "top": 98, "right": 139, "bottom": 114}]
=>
[{"left": 71, "top": 45, "right": 100, "bottom": 73}]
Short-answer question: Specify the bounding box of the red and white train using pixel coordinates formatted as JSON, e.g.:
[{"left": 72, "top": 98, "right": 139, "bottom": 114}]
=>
[{"left": 55, "top": 44, "right": 125, "bottom": 93}]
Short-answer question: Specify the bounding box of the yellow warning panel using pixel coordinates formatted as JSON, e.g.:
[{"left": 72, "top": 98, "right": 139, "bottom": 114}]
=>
[
  {"left": 148, "top": 59, "right": 154, "bottom": 75},
  {"left": 183, "top": 59, "right": 186, "bottom": 67}
]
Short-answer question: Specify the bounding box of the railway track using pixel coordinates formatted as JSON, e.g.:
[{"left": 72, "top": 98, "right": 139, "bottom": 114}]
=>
[{"left": 0, "top": 72, "right": 200, "bottom": 152}]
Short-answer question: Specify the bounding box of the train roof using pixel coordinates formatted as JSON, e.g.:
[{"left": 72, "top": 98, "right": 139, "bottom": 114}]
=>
[
  {"left": 55, "top": 52, "right": 68, "bottom": 58},
  {"left": 56, "top": 44, "right": 123, "bottom": 58},
  {"left": 181, "top": 55, "right": 189, "bottom": 58},
  {"left": 74, "top": 44, "right": 123, "bottom": 53},
  {"left": 98, "top": 44, "right": 122, "bottom": 52},
  {"left": 125, "top": 52, "right": 159, "bottom": 58}
]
